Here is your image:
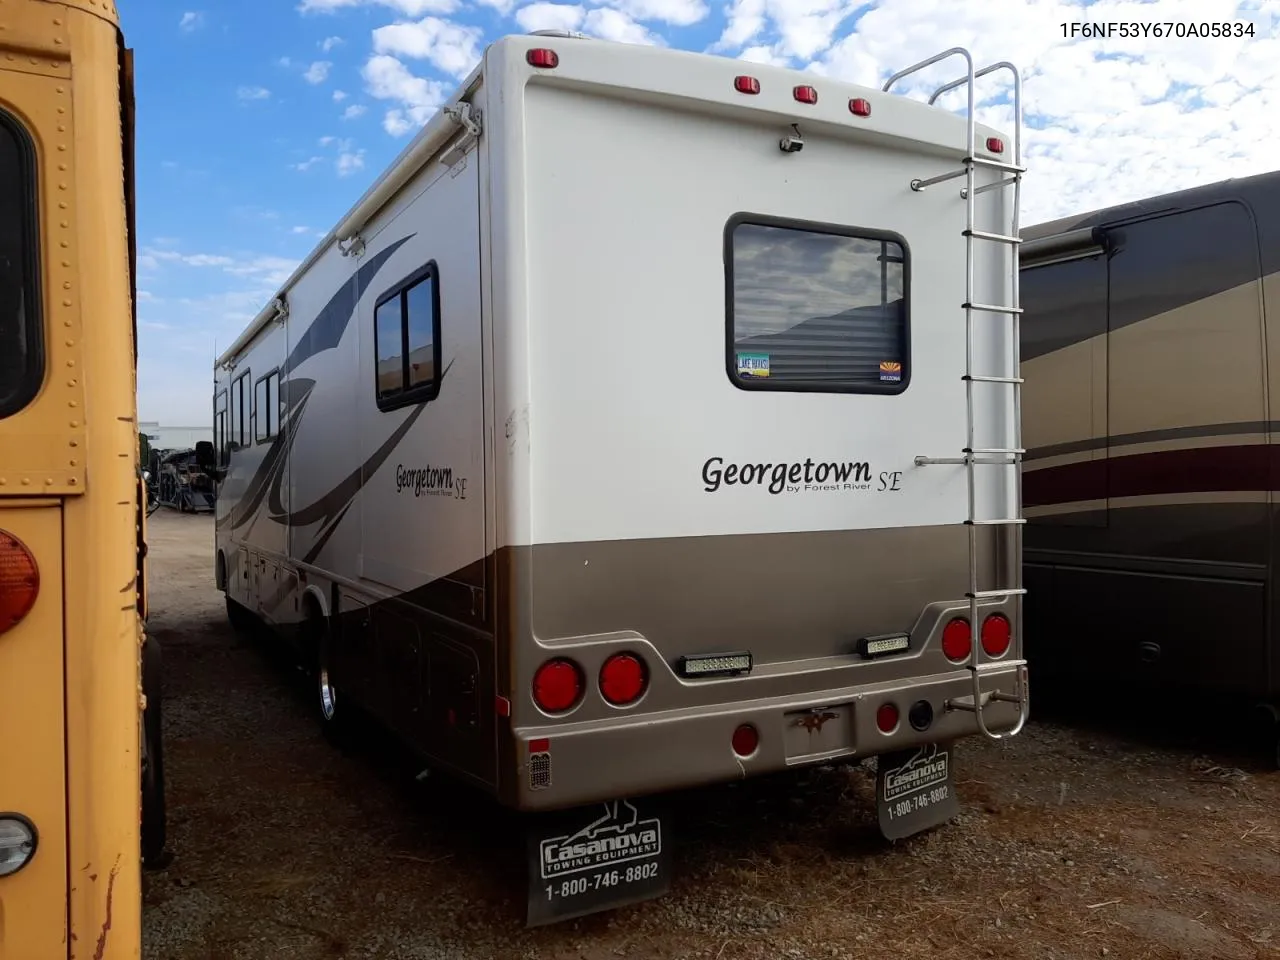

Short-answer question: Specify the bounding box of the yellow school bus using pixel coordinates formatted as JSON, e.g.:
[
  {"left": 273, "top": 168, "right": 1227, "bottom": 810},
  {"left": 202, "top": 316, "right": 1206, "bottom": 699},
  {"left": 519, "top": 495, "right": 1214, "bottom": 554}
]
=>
[{"left": 0, "top": 1, "right": 163, "bottom": 957}]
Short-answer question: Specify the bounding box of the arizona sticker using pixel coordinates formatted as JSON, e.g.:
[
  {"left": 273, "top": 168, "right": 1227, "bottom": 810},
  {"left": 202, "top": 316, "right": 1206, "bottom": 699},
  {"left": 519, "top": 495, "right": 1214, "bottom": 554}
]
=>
[{"left": 879, "top": 361, "right": 902, "bottom": 383}]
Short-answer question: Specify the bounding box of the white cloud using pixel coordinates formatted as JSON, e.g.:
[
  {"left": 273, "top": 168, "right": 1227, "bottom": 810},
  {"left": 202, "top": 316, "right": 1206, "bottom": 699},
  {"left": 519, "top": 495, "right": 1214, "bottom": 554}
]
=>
[
  {"left": 333, "top": 89, "right": 349, "bottom": 101},
  {"left": 293, "top": 156, "right": 324, "bottom": 171},
  {"left": 278, "top": 56, "right": 294, "bottom": 67},
  {"left": 319, "top": 135, "right": 337, "bottom": 146},
  {"left": 342, "top": 103, "right": 368, "bottom": 119},
  {"left": 236, "top": 85, "right": 271, "bottom": 101},
  {"left": 336, "top": 150, "right": 367, "bottom": 176},
  {"left": 291, "top": 225, "right": 312, "bottom": 234},
  {"left": 321, "top": 35, "right": 345, "bottom": 51},
  {"left": 298, "top": 0, "right": 461, "bottom": 15},
  {"left": 304, "top": 60, "right": 334, "bottom": 83},
  {"left": 608, "top": 0, "right": 708, "bottom": 26},
  {"left": 582, "top": 7, "right": 664, "bottom": 44},
  {"left": 179, "top": 11, "right": 204, "bottom": 32},
  {"left": 371, "top": 17, "right": 485, "bottom": 79},
  {"left": 361, "top": 54, "right": 451, "bottom": 136},
  {"left": 515, "top": 2, "right": 585, "bottom": 32}
]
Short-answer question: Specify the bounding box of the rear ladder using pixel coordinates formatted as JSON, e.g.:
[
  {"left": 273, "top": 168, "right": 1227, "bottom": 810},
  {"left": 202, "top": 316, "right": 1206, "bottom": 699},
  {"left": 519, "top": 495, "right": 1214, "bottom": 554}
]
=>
[{"left": 883, "top": 48, "right": 1029, "bottom": 741}]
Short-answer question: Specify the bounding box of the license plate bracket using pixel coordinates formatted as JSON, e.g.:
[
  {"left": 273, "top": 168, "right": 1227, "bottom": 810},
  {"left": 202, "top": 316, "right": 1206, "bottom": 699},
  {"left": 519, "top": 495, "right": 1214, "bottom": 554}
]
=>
[
  {"left": 525, "top": 797, "right": 671, "bottom": 927},
  {"left": 875, "top": 741, "right": 960, "bottom": 841}
]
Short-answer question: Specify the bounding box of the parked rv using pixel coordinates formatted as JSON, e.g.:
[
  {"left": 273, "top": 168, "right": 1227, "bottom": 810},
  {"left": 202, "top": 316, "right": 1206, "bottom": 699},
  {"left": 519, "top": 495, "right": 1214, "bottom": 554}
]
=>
[
  {"left": 200, "top": 34, "right": 1030, "bottom": 923},
  {"left": 1019, "top": 169, "right": 1280, "bottom": 765}
]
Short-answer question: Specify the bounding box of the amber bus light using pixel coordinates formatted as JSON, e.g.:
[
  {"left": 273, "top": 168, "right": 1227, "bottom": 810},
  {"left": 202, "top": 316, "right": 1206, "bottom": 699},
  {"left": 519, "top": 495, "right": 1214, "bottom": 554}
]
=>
[{"left": 0, "top": 530, "right": 39, "bottom": 633}]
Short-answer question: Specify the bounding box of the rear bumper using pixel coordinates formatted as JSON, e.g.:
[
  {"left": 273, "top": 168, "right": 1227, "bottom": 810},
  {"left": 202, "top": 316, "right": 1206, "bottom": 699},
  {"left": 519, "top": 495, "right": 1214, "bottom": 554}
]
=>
[{"left": 506, "top": 662, "right": 1027, "bottom": 811}]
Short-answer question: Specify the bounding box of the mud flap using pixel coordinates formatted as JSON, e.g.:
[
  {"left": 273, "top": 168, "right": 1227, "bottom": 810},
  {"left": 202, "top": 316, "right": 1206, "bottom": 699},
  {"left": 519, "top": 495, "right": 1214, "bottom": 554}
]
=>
[
  {"left": 525, "top": 797, "right": 670, "bottom": 926},
  {"left": 875, "top": 741, "right": 960, "bottom": 841}
]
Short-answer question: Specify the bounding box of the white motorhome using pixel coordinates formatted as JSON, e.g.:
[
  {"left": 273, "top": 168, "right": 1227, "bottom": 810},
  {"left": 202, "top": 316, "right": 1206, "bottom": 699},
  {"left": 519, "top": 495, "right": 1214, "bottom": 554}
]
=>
[{"left": 203, "top": 34, "right": 1029, "bottom": 924}]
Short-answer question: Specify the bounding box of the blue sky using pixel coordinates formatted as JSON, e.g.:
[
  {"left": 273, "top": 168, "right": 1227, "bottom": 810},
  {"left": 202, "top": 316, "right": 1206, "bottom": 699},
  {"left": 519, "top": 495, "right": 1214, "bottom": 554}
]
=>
[{"left": 124, "top": 0, "right": 1278, "bottom": 426}]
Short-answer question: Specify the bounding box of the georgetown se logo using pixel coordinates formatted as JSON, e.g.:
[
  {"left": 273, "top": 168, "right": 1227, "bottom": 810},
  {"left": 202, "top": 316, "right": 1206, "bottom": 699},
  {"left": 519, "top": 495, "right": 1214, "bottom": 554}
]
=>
[
  {"left": 539, "top": 800, "right": 662, "bottom": 880},
  {"left": 395, "top": 463, "right": 467, "bottom": 500},
  {"left": 701, "top": 456, "right": 903, "bottom": 495}
]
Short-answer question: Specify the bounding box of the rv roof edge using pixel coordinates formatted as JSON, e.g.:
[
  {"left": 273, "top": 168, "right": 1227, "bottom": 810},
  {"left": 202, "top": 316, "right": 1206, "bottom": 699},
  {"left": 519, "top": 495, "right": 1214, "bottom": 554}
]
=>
[
  {"left": 1020, "top": 225, "right": 1106, "bottom": 267},
  {"left": 213, "top": 64, "right": 485, "bottom": 370}
]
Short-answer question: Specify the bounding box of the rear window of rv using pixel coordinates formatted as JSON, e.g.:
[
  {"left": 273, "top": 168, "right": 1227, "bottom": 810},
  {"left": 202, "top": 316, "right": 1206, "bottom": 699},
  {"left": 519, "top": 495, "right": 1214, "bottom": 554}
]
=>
[
  {"left": 726, "top": 218, "right": 908, "bottom": 393},
  {"left": 0, "top": 109, "right": 43, "bottom": 419}
]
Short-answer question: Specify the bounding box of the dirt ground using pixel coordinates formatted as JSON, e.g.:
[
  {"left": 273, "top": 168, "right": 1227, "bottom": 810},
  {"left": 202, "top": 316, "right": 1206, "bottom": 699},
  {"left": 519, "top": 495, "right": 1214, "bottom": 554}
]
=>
[{"left": 141, "top": 509, "right": 1280, "bottom": 960}]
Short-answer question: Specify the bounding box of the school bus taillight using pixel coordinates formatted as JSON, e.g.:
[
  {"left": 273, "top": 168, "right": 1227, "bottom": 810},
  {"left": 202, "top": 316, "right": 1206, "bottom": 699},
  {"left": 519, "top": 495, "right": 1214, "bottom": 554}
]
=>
[
  {"left": 599, "top": 653, "right": 647, "bottom": 706},
  {"left": 532, "top": 658, "right": 583, "bottom": 713},
  {"left": 941, "top": 617, "right": 972, "bottom": 662},
  {"left": 981, "top": 613, "right": 1012, "bottom": 657},
  {"left": 0, "top": 529, "right": 39, "bottom": 633}
]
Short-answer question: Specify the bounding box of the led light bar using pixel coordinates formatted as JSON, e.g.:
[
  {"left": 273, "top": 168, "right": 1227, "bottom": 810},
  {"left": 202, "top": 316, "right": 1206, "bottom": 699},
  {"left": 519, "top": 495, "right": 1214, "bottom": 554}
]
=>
[
  {"left": 677, "top": 651, "right": 753, "bottom": 678},
  {"left": 857, "top": 633, "right": 911, "bottom": 659}
]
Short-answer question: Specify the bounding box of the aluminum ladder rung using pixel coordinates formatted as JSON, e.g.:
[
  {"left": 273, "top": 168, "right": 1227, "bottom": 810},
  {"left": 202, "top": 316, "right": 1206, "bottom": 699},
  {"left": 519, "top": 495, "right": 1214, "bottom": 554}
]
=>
[
  {"left": 969, "top": 176, "right": 1019, "bottom": 196},
  {"left": 964, "top": 374, "right": 1023, "bottom": 384},
  {"left": 910, "top": 168, "right": 966, "bottom": 191},
  {"left": 963, "top": 228, "right": 1021, "bottom": 245},
  {"left": 966, "top": 155, "right": 1026, "bottom": 174},
  {"left": 967, "top": 587, "right": 1027, "bottom": 600},
  {"left": 965, "top": 517, "right": 1027, "bottom": 526},
  {"left": 965, "top": 446, "right": 1024, "bottom": 455},
  {"left": 963, "top": 302, "right": 1023, "bottom": 315}
]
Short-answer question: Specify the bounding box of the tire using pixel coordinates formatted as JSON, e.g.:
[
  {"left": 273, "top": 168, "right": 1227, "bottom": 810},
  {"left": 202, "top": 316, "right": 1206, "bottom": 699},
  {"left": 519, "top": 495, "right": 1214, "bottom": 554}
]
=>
[
  {"left": 226, "top": 595, "right": 255, "bottom": 635},
  {"left": 306, "top": 599, "right": 353, "bottom": 747},
  {"left": 140, "top": 637, "right": 172, "bottom": 869}
]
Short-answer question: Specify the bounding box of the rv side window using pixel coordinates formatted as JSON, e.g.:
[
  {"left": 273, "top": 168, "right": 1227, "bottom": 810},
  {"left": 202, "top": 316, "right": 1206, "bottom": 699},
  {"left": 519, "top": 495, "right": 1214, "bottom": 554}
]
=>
[
  {"left": 213, "top": 390, "right": 228, "bottom": 465},
  {"left": 254, "top": 369, "right": 279, "bottom": 444},
  {"left": 230, "top": 370, "right": 249, "bottom": 449},
  {"left": 373, "top": 261, "right": 442, "bottom": 412},
  {"left": 725, "top": 217, "right": 909, "bottom": 393},
  {"left": 0, "top": 108, "right": 43, "bottom": 419}
]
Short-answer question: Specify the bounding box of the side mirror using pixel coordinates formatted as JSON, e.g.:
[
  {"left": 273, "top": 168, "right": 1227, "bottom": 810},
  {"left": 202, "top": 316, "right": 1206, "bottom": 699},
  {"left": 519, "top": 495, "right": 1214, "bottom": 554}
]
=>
[
  {"left": 194, "top": 440, "right": 216, "bottom": 471},
  {"left": 142, "top": 470, "right": 151, "bottom": 482}
]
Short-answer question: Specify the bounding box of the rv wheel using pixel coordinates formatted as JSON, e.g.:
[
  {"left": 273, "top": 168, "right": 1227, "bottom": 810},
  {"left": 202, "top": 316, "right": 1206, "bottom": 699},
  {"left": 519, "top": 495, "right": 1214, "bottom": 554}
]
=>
[{"left": 306, "top": 600, "right": 352, "bottom": 746}]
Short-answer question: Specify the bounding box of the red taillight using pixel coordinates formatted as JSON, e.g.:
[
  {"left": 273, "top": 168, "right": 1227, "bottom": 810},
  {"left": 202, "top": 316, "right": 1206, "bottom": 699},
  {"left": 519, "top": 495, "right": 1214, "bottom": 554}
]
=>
[
  {"left": 981, "top": 613, "right": 1012, "bottom": 657},
  {"left": 527, "top": 48, "right": 559, "bottom": 69},
  {"left": 941, "top": 617, "right": 972, "bottom": 662},
  {"left": 793, "top": 84, "right": 818, "bottom": 104},
  {"left": 532, "top": 658, "right": 582, "bottom": 712},
  {"left": 731, "top": 723, "right": 758, "bottom": 757},
  {"left": 0, "top": 530, "right": 39, "bottom": 633},
  {"left": 849, "top": 97, "right": 871, "bottom": 117},
  {"left": 986, "top": 136, "right": 1004, "bottom": 154},
  {"left": 599, "top": 652, "right": 647, "bottom": 706},
  {"left": 734, "top": 75, "right": 760, "bottom": 95},
  {"left": 876, "top": 702, "right": 899, "bottom": 733}
]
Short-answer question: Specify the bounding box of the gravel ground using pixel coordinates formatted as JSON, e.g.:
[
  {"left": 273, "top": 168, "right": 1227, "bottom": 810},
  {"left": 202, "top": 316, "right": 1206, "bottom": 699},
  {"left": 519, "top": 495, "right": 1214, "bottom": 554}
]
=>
[{"left": 141, "top": 509, "right": 1280, "bottom": 960}]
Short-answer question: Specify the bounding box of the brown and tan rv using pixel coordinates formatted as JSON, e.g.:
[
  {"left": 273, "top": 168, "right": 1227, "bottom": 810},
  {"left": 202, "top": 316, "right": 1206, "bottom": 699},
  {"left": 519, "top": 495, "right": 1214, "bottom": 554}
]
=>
[{"left": 1019, "top": 169, "right": 1280, "bottom": 765}]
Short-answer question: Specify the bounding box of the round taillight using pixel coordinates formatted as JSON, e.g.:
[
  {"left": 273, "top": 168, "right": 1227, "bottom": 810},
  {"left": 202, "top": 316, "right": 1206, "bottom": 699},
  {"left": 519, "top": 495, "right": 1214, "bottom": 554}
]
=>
[
  {"left": 981, "top": 613, "right": 1012, "bottom": 657},
  {"left": 876, "top": 702, "right": 899, "bottom": 733},
  {"left": 599, "top": 652, "right": 647, "bottom": 706},
  {"left": 532, "top": 658, "right": 582, "bottom": 713},
  {"left": 0, "top": 530, "right": 39, "bottom": 634},
  {"left": 731, "top": 723, "right": 758, "bottom": 757},
  {"left": 941, "top": 617, "right": 972, "bottom": 662}
]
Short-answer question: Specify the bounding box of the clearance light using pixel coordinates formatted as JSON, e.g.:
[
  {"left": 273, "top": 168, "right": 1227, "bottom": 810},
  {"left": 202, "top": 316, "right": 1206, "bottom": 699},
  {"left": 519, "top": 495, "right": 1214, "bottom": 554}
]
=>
[
  {"left": 731, "top": 723, "right": 759, "bottom": 757},
  {"left": 526, "top": 48, "right": 559, "bottom": 68},
  {"left": 0, "top": 814, "right": 38, "bottom": 878},
  {"left": 600, "top": 652, "right": 648, "bottom": 706},
  {"left": 876, "top": 702, "right": 899, "bottom": 733},
  {"left": 986, "top": 136, "right": 1005, "bottom": 154},
  {"left": 734, "top": 75, "right": 760, "bottom": 95},
  {"left": 849, "top": 97, "right": 871, "bottom": 117},
  {"left": 981, "top": 613, "right": 1012, "bottom": 657},
  {"left": 0, "top": 529, "right": 39, "bottom": 634},
  {"left": 532, "top": 658, "right": 582, "bottom": 713},
  {"left": 677, "top": 651, "right": 752, "bottom": 678},
  {"left": 858, "top": 633, "right": 910, "bottom": 659},
  {"left": 941, "top": 617, "right": 972, "bottom": 663},
  {"left": 793, "top": 84, "right": 818, "bottom": 104}
]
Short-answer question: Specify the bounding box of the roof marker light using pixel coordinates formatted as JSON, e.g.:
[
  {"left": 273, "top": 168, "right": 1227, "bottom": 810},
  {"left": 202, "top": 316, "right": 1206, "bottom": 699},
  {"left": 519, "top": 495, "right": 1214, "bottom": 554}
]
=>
[
  {"left": 986, "top": 136, "right": 1005, "bottom": 154},
  {"left": 527, "top": 48, "right": 559, "bottom": 68},
  {"left": 734, "top": 75, "right": 760, "bottom": 95},
  {"left": 849, "top": 97, "right": 871, "bottom": 117},
  {"left": 793, "top": 84, "right": 818, "bottom": 104}
]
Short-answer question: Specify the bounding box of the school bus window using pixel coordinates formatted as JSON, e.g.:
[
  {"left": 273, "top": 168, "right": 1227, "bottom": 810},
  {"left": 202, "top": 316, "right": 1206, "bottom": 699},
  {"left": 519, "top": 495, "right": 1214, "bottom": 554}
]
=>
[
  {"left": 254, "top": 370, "right": 279, "bottom": 444},
  {"left": 725, "top": 217, "right": 910, "bottom": 394},
  {"left": 373, "top": 261, "right": 442, "bottom": 412},
  {"left": 0, "top": 109, "right": 43, "bottom": 419}
]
